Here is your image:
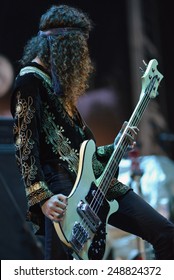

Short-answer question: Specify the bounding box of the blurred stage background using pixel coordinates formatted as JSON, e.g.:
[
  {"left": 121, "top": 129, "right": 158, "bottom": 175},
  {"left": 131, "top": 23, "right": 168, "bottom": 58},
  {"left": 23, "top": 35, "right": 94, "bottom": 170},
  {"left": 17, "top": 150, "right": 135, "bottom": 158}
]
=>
[{"left": 1, "top": 0, "right": 174, "bottom": 260}]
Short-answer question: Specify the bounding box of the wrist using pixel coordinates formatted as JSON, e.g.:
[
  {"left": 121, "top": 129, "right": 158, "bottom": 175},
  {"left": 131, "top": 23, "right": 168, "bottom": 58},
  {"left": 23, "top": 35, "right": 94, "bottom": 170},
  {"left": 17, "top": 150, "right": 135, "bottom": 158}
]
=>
[{"left": 39, "top": 198, "right": 49, "bottom": 207}]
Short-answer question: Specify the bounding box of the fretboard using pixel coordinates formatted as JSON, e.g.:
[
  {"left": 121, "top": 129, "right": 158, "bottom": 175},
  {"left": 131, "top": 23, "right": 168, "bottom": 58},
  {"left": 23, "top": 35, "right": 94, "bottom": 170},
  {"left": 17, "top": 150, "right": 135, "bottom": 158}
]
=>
[{"left": 99, "top": 76, "right": 157, "bottom": 195}]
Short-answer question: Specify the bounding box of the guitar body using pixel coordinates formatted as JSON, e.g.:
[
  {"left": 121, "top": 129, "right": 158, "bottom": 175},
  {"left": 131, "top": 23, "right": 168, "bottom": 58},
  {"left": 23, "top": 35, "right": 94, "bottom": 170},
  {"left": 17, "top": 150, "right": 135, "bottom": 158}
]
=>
[{"left": 54, "top": 139, "right": 119, "bottom": 260}]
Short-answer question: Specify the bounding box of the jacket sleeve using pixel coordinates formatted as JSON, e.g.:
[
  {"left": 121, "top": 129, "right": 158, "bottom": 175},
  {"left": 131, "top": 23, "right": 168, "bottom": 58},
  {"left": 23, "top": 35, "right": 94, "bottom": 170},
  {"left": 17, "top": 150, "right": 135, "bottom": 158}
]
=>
[
  {"left": 11, "top": 75, "right": 53, "bottom": 209},
  {"left": 90, "top": 143, "right": 114, "bottom": 179},
  {"left": 95, "top": 143, "right": 131, "bottom": 200}
]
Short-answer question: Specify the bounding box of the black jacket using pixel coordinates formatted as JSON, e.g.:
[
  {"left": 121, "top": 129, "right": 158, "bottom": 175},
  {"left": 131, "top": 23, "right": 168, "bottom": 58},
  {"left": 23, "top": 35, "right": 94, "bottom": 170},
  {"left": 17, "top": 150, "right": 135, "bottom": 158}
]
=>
[{"left": 11, "top": 62, "right": 130, "bottom": 233}]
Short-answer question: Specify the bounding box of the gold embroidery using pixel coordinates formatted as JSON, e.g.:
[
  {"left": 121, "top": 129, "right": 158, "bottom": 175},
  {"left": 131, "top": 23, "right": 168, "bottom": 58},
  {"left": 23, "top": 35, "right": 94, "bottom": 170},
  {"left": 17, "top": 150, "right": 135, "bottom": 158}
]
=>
[
  {"left": 26, "top": 181, "right": 53, "bottom": 206},
  {"left": 26, "top": 181, "right": 49, "bottom": 195},
  {"left": 14, "top": 92, "right": 37, "bottom": 186},
  {"left": 42, "top": 106, "right": 79, "bottom": 174}
]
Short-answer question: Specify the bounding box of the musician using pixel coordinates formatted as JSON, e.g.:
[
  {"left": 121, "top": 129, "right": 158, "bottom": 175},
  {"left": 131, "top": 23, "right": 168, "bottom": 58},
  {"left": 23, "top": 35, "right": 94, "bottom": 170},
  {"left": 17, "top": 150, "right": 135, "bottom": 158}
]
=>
[{"left": 11, "top": 4, "right": 174, "bottom": 260}]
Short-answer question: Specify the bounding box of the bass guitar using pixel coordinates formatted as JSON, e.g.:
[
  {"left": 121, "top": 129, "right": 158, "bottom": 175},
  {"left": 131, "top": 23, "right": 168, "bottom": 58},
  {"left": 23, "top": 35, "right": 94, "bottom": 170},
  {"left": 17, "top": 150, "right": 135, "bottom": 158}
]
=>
[{"left": 54, "top": 59, "right": 163, "bottom": 260}]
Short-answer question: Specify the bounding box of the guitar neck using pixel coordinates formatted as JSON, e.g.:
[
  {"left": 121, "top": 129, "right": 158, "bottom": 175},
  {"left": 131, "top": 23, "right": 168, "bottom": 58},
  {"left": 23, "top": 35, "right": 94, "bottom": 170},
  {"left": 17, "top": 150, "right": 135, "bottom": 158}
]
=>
[
  {"left": 98, "top": 59, "right": 163, "bottom": 196},
  {"left": 99, "top": 88, "right": 151, "bottom": 195}
]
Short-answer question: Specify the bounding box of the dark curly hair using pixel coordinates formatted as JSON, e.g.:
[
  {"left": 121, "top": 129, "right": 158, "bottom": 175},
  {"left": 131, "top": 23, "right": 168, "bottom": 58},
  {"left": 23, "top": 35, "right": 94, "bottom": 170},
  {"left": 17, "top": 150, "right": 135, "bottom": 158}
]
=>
[{"left": 20, "top": 5, "right": 94, "bottom": 112}]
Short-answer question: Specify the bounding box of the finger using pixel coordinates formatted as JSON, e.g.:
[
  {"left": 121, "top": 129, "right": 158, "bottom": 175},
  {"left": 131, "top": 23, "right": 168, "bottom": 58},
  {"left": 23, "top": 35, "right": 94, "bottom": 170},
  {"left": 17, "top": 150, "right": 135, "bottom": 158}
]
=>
[
  {"left": 48, "top": 201, "right": 66, "bottom": 215},
  {"left": 120, "top": 121, "right": 128, "bottom": 132},
  {"left": 57, "top": 194, "right": 68, "bottom": 204},
  {"left": 48, "top": 211, "right": 64, "bottom": 222},
  {"left": 125, "top": 132, "right": 135, "bottom": 142},
  {"left": 131, "top": 127, "right": 139, "bottom": 133},
  {"left": 53, "top": 212, "right": 65, "bottom": 222},
  {"left": 53, "top": 207, "right": 66, "bottom": 216},
  {"left": 48, "top": 213, "right": 57, "bottom": 221},
  {"left": 55, "top": 199, "right": 67, "bottom": 210}
]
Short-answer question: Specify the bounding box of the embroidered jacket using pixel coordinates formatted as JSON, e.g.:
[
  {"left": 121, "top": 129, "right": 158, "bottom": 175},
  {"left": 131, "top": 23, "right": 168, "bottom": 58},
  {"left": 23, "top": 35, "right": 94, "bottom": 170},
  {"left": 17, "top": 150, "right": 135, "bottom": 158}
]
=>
[{"left": 11, "top": 62, "right": 130, "bottom": 232}]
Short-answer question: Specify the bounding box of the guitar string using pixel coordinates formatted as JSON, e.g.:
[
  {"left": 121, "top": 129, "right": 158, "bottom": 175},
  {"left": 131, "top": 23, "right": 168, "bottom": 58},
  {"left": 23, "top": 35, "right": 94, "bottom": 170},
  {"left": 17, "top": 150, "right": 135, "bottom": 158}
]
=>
[
  {"left": 96, "top": 77, "right": 158, "bottom": 205},
  {"left": 83, "top": 76, "right": 159, "bottom": 256},
  {"left": 92, "top": 95, "right": 151, "bottom": 213},
  {"left": 73, "top": 89, "right": 151, "bottom": 250},
  {"left": 73, "top": 75, "right": 159, "bottom": 252},
  {"left": 89, "top": 86, "right": 153, "bottom": 215}
]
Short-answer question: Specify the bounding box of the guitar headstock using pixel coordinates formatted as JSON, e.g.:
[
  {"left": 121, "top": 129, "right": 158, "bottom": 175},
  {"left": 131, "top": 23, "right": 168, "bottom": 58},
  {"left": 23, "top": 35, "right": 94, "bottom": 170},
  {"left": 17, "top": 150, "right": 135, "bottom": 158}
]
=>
[{"left": 140, "top": 59, "right": 163, "bottom": 99}]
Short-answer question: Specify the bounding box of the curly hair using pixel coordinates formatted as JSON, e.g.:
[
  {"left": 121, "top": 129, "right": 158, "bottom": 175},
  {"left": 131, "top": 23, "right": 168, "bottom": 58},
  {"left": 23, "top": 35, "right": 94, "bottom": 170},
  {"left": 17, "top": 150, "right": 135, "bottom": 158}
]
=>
[{"left": 20, "top": 5, "right": 94, "bottom": 111}]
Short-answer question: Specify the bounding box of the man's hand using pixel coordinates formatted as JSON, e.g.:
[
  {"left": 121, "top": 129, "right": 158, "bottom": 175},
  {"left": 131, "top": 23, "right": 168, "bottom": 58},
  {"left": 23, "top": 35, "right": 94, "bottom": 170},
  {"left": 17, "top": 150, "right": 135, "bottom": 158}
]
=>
[
  {"left": 114, "top": 121, "right": 139, "bottom": 149},
  {"left": 41, "top": 194, "right": 68, "bottom": 222}
]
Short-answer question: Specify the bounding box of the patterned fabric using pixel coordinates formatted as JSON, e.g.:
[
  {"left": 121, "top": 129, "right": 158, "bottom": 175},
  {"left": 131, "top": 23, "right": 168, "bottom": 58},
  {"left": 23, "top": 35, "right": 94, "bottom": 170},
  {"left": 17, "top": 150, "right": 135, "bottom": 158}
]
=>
[
  {"left": 11, "top": 62, "right": 130, "bottom": 232},
  {"left": 42, "top": 105, "right": 79, "bottom": 174}
]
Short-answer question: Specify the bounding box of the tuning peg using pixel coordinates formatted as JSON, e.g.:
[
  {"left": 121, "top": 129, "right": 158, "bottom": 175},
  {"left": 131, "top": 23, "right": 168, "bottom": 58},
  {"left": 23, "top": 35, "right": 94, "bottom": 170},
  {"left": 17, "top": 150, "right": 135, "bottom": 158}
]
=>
[
  {"left": 139, "top": 67, "right": 144, "bottom": 74},
  {"left": 142, "top": 60, "right": 147, "bottom": 67}
]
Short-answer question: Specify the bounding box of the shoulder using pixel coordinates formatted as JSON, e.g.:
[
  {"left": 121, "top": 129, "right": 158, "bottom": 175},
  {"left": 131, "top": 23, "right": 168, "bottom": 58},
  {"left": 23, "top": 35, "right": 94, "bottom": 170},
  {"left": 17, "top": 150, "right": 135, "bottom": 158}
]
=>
[
  {"left": 14, "top": 73, "right": 38, "bottom": 89},
  {"left": 14, "top": 63, "right": 51, "bottom": 90},
  {"left": 11, "top": 68, "right": 46, "bottom": 113}
]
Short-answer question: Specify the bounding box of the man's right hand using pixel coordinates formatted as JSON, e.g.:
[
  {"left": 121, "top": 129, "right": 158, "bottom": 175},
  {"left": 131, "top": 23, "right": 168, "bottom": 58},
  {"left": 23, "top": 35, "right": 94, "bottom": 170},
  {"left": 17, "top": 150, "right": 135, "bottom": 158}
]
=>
[{"left": 41, "top": 194, "right": 68, "bottom": 222}]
